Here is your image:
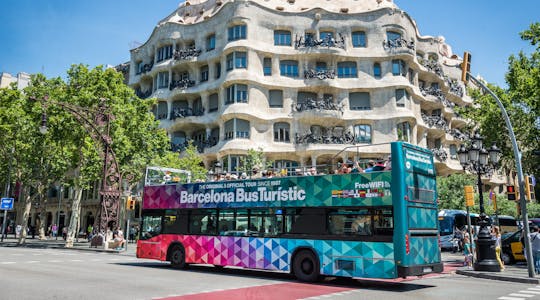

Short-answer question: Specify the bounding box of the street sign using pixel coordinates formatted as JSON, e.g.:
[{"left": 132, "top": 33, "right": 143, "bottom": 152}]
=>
[{"left": 0, "top": 198, "right": 14, "bottom": 210}]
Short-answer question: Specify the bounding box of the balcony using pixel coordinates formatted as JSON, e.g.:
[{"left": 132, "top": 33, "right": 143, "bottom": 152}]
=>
[
  {"left": 295, "top": 127, "right": 354, "bottom": 145},
  {"left": 430, "top": 148, "right": 448, "bottom": 162},
  {"left": 420, "top": 86, "right": 455, "bottom": 108},
  {"left": 382, "top": 38, "right": 415, "bottom": 52},
  {"left": 304, "top": 69, "right": 336, "bottom": 80},
  {"left": 135, "top": 88, "right": 152, "bottom": 99},
  {"left": 292, "top": 96, "right": 343, "bottom": 113},
  {"left": 169, "top": 79, "right": 196, "bottom": 90},
  {"left": 136, "top": 62, "right": 154, "bottom": 75},
  {"left": 446, "top": 79, "right": 464, "bottom": 98},
  {"left": 173, "top": 48, "right": 202, "bottom": 61},
  {"left": 171, "top": 137, "right": 218, "bottom": 153},
  {"left": 294, "top": 34, "right": 345, "bottom": 49},
  {"left": 449, "top": 128, "right": 470, "bottom": 141},
  {"left": 422, "top": 113, "right": 450, "bottom": 133},
  {"left": 419, "top": 58, "right": 444, "bottom": 78},
  {"left": 169, "top": 107, "right": 205, "bottom": 120}
]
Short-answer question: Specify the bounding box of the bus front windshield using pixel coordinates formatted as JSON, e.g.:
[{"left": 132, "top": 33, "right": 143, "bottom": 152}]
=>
[{"left": 438, "top": 217, "right": 454, "bottom": 236}]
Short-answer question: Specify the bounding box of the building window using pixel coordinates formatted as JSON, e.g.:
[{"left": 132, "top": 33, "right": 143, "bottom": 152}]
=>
[
  {"left": 226, "top": 84, "right": 248, "bottom": 104},
  {"left": 352, "top": 31, "right": 366, "bottom": 47},
  {"left": 337, "top": 62, "right": 357, "bottom": 78},
  {"left": 226, "top": 52, "right": 247, "bottom": 71},
  {"left": 224, "top": 118, "right": 250, "bottom": 140},
  {"left": 209, "top": 93, "right": 219, "bottom": 112},
  {"left": 449, "top": 144, "right": 457, "bottom": 159},
  {"left": 392, "top": 59, "right": 406, "bottom": 76},
  {"left": 349, "top": 92, "right": 371, "bottom": 110},
  {"left": 157, "top": 45, "right": 173, "bottom": 62},
  {"left": 228, "top": 24, "right": 246, "bottom": 41},
  {"left": 274, "top": 30, "right": 291, "bottom": 46},
  {"left": 395, "top": 89, "right": 408, "bottom": 107},
  {"left": 136, "top": 61, "right": 143, "bottom": 74},
  {"left": 397, "top": 122, "right": 411, "bottom": 142},
  {"left": 297, "top": 91, "right": 317, "bottom": 105},
  {"left": 373, "top": 63, "right": 381, "bottom": 78},
  {"left": 215, "top": 62, "right": 221, "bottom": 79},
  {"left": 157, "top": 101, "right": 168, "bottom": 119},
  {"left": 431, "top": 82, "right": 439, "bottom": 90},
  {"left": 263, "top": 57, "right": 272, "bottom": 76},
  {"left": 316, "top": 62, "right": 327, "bottom": 72},
  {"left": 157, "top": 72, "right": 169, "bottom": 89},
  {"left": 280, "top": 60, "right": 299, "bottom": 77},
  {"left": 272, "top": 160, "right": 299, "bottom": 176},
  {"left": 354, "top": 124, "right": 372, "bottom": 144},
  {"left": 431, "top": 109, "right": 442, "bottom": 116},
  {"left": 386, "top": 31, "right": 402, "bottom": 42},
  {"left": 200, "top": 65, "right": 209, "bottom": 82},
  {"left": 269, "top": 90, "right": 283, "bottom": 108},
  {"left": 206, "top": 34, "right": 216, "bottom": 51},
  {"left": 274, "top": 122, "right": 290, "bottom": 142}
]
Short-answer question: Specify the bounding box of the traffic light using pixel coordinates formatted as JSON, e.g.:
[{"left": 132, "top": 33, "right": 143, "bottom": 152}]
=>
[
  {"left": 464, "top": 185, "right": 474, "bottom": 207},
  {"left": 525, "top": 176, "right": 536, "bottom": 201},
  {"left": 126, "top": 196, "right": 136, "bottom": 210},
  {"left": 461, "top": 52, "right": 471, "bottom": 83},
  {"left": 507, "top": 185, "right": 517, "bottom": 201}
]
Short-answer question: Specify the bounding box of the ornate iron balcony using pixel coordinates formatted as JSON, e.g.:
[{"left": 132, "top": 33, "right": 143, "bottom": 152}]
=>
[
  {"left": 450, "top": 128, "right": 470, "bottom": 141},
  {"left": 169, "top": 107, "right": 205, "bottom": 120},
  {"left": 136, "top": 62, "right": 154, "bottom": 75},
  {"left": 292, "top": 97, "right": 343, "bottom": 113},
  {"left": 294, "top": 34, "right": 345, "bottom": 49},
  {"left": 169, "top": 79, "right": 196, "bottom": 90},
  {"left": 295, "top": 128, "right": 355, "bottom": 145},
  {"left": 419, "top": 58, "right": 444, "bottom": 78},
  {"left": 420, "top": 86, "right": 455, "bottom": 108},
  {"left": 430, "top": 148, "right": 448, "bottom": 162},
  {"left": 421, "top": 113, "right": 450, "bottom": 133},
  {"left": 446, "top": 79, "right": 464, "bottom": 98},
  {"left": 304, "top": 69, "right": 336, "bottom": 80},
  {"left": 173, "top": 48, "right": 202, "bottom": 61},
  {"left": 135, "top": 88, "right": 152, "bottom": 99},
  {"left": 171, "top": 137, "right": 218, "bottom": 153},
  {"left": 382, "top": 38, "right": 415, "bottom": 51}
]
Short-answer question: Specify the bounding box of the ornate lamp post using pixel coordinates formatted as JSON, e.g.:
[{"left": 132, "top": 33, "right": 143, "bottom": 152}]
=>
[
  {"left": 457, "top": 132, "right": 501, "bottom": 272},
  {"left": 34, "top": 96, "right": 121, "bottom": 245}
]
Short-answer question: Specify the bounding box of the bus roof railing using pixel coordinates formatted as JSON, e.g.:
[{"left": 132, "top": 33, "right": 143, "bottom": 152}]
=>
[{"left": 331, "top": 142, "right": 392, "bottom": 162}]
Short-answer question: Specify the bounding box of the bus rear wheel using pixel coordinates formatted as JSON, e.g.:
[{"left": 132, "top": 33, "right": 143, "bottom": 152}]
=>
[
  {"left": 170, "top": 245, "right": 186, "bottom": 269},
  {"left": 293, "top": 250, "right": 320, "bottom": 282}
]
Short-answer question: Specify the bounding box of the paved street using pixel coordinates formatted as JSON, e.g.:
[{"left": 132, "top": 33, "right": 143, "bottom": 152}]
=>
[{"left": 0, "top": 245, "right": 538, "bottom": 300}]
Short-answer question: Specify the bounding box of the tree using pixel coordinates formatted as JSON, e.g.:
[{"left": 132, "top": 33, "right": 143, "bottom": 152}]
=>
[
  {"left": 437, "top": 173, "right": 476, "bottom": 210},
  {"left": 239, "top": 148, "right": 272, "bottom": 177},
  {"left": 150, "top": 143, "right": 208, "bottom": 182}
]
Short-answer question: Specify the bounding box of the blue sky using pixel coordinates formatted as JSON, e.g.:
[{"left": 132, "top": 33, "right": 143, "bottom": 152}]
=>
[{"left": 0, "top": 0, "right": 538, "bottom": 87}]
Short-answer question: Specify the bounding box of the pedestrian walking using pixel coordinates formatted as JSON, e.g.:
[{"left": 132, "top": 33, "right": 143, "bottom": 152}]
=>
[
  {"left": 463, "top": 235, "right": 473, "bottom": 268},
  {"left": 51, "top": 224, "right": 58, "bottom": 238},
  {"left": 492, "top": 226, "right": 505, "bottom": 270},
  {"left": 62, "top": 226, "right": 67, "bottom": 240},
  {"left": 529, "top": 225, "right": 540, "bottom": 273}
]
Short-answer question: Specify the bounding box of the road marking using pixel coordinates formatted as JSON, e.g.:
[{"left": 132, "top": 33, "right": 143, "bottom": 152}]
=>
[
  {"left": 1, "top": 262, "right": 15, "bottom": 264},
  {"left": 509, "top": 294, "right": 534, "bottom": 297},
  {"left": 499, "top": 297, "right": 527, "bottom": 300},
  {"left": 71, "top": 259, "right": 83, "bottom": 262},
  {"left": 48, "top": 260, "right": 62, "bottom": 263},
  {"left": 26, "top": 261, "right": 39, "bottom": 264},
  {"left": 91, "top": 259, "right": 102, "bottom": 262},
  {"left": 11, "top": 253, "right": 23, "bottom": 256},
  {"left": 520, "top": 290, "right": 540, "bottom": 295},
  {"left": 528, "top": 288, "right": 540, "bottom": 291}
]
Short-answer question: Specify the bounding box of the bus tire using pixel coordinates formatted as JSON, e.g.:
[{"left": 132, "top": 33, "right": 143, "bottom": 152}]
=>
[
  {"left": 170, "top": 245, "right": 186, "bottom": 269},
  {"left": 293, "top": 250, "right": 320, "bottom": 282}
]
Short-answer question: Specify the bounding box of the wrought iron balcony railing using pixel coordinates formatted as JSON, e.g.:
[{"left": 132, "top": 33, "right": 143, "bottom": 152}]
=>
[
  {"left": 419, "top": 58, "right": 444, "bottom": 78},
  {"left": 382, "top": 38, "right": 415, "bottom": 51},
  {"left": 420, "top": 87, "right": 455, "bottom": 108},
  {"left": 430, "top": 148, "right": 448, "bottom": 162},
  {"left": 421, "top": 113, "right": 450, "bottom": 133},
  {"left": 304, "top": 69, "right": 336, "bottom": 79},
  {"left": 173, "top": 48, "right": 202, "bottom": 61},
  {"left": 292, "top": 97, "right": 343, "bottom": 113},
  {"left": 294, "top": 34, "right": 345, "bottom": 49},
  {"left": 171, "top": 137, "right": 218, "bottom": 153},
  {"left": 136, "top": 62, "right": 154, "bottom": 75},
  {"left": 450, "top": 128, "right": 470, "bottom": 141},
  {"left": 169, "top": 79, "right": 196, "bottom": 90},
  {"left": 295, "top": 129, "right": 355, "bottom": 145},
  {"left": 169, "top": 107, "right": 205, "bottom": 120},
  {"left": 446, "top": 79, "right": 464, "bottom": 98},
  {"left": 135, "top": 88, "right": 152, "bottom": 99}
]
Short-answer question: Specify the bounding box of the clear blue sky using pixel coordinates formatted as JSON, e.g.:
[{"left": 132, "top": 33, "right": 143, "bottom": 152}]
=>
[{"left": 0, "top": 0, "right": 538, "bottom": 87}]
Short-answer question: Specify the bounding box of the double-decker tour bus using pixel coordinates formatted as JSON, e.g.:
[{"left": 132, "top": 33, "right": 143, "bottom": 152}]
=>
[{"left": 137, "top": 142, "right": 442, "bottom": 281}]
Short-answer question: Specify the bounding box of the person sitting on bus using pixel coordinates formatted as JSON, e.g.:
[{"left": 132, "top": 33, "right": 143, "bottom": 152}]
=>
[
  {"left": 351, "top": 216, "right": 371, "bottom": 235},
  {"left": 351, "top": 161, "right": 363, "bottom": 173},
  {"left": 363, "top": 160, "right": 376, "bottom": 172},
  {"left": 384, "top": 155, "right": 392, "bottom": 170}
]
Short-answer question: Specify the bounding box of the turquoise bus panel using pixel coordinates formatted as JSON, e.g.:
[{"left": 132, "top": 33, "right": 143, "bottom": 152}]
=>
[
  {"left": 407, "top": 207, "right": 438, "bottom": 229},
  {"left": 409, "top": 236, "right": 440, "bottom": 265}
]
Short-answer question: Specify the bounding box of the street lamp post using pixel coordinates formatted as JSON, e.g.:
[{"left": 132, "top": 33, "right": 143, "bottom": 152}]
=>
[
  {"left": 55, "top": 184, "right": 62, "bottom": 240},
  {"left": 458, "top": 132, "right": 501, "bottom": 272}
]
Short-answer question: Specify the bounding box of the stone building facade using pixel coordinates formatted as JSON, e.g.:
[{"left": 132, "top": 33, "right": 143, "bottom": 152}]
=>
[{"left": 129, "top": 0, "right": 470, "bottom": 176}]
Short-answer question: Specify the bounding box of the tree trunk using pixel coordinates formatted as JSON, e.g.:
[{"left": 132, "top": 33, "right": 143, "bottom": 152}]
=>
[
  {"left": 17, "top": 186, "right": 33, "bottom": 245},
  {"left": 65, "top": 186, "right": 82, "bottom": 248},
  {"left": 37, "top": 183, "right": 48, "bottom": 240}
]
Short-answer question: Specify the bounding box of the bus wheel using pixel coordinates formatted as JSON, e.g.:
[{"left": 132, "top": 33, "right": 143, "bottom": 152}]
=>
[
  {"left": 293, "top": 250, "right": 320, "bottom": 282},
  {"left": 170, "top": 245, "right": 186, "bottom": 269}
]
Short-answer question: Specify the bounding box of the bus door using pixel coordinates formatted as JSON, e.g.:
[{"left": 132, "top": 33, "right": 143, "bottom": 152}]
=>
[{"left": 138, "top": 212, "right": 163, "bottom": 260}]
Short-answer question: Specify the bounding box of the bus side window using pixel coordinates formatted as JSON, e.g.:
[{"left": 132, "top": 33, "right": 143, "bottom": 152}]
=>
[{"left": 373, "top": 209, "right": 393, "bottom": 235}]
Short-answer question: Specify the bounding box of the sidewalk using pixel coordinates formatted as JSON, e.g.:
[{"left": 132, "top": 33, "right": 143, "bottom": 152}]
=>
[
  {"left": 442, "top": 251, "right": 540, "bottom": 284},
  {"left": 0, "top": 236, "right": 137, "bottom": 256}
]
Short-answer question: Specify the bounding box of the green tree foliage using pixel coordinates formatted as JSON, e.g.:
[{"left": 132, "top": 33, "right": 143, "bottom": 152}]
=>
[
  {"left": 151, "top": 143, "right": 208, "bottom": 182},
  {"left": 239, "top": 148, "right": 272, "bottom": 176},
  {"left": 437, "top": 173, "right": 476, "bottom": 210}
]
